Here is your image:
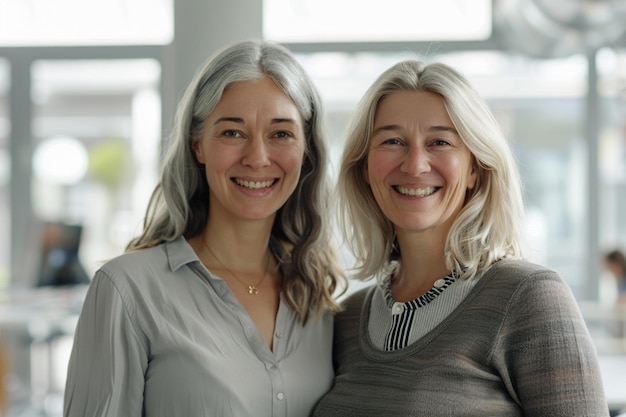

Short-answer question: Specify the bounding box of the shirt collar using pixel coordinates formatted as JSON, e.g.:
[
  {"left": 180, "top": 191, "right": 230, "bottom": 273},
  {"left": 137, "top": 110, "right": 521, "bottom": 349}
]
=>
[
  {"left": 164, "top": 234, "right": 290, "bottom": 275},
  {"left": 165, "top": 236, "right": 200, "bottom": 272}
]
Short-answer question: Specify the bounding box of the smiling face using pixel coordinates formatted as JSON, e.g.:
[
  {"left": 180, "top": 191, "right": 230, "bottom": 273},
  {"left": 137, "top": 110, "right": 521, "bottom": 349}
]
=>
[
  {"left": 193, "top": 76, "right": 306, "bottom": 224},
  {"left": 367, "top": 90, "right": 476, "bottom": 240}
]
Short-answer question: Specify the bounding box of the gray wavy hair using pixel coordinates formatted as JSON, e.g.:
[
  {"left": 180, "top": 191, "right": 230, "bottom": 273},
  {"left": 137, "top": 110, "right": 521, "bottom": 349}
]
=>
[{"left": 128, "top": 39, "right": 345, "bottom": 322}]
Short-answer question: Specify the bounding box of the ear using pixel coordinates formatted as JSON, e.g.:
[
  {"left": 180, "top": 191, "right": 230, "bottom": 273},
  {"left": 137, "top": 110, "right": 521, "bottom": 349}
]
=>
[
  {"left": 192, "top": 140, "right": 205, "bottom": 164},
  {"left": 467, "top": 163, "right": 477, "bottom": 190}
]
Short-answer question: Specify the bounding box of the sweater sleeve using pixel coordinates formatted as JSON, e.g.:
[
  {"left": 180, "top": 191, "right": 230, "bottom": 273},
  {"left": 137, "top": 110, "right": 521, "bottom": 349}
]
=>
[
  {"left": 492, "top": 268, "right": 610, "bottom": 417},
  {"left": 63, "top": 269, "right": 148, "bottom": 417}
]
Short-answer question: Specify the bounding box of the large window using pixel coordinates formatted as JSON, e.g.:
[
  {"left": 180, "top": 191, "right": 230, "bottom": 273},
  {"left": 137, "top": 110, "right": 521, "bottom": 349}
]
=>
[
  {"left": 466, "top": 54, "right": 589, "bottom": 296},
  {"left": 264, "top": 0, "right": 491, "bottom": 42},
  {"left": 598, "top": 47, "right": 626, "bottom": 281},
  {"left": 0, "top": 0, "right": 173, "bottom": 46},
  {"left": 30, "top": 59, "right": 161, "bottom": 278},
  {"left": 297, "top": 51, "right": 592, "bottom": 298},
  {"left": 0, "top": 59, "right": 8, "bottom": 288}
]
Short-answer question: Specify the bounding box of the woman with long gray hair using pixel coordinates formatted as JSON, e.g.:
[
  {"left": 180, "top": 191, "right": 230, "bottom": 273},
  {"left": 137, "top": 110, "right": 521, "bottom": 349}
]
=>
[{"left": 64, "top": 39, "right": 345, "bottom": 417}]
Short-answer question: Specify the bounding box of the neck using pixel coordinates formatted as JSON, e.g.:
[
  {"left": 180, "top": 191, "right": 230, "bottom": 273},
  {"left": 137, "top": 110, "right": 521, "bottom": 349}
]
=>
[
  {"left": 190, "top": 226, "right": 277, "bottom": 296},
  {"left": 200, "top": 214, "right": 273, "bottom": 268},
  {"left": 393, "top": 229, "right": 449, "bottom": 299}
]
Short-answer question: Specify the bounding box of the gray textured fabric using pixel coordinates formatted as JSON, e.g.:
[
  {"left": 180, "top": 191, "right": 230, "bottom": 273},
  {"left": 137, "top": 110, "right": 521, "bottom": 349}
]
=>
[
  {"left": 64, "top": 237, "right": 333, "bottom": 417},
  {"left": 312, "top": 259, "right": 609, "bottom": 417}
]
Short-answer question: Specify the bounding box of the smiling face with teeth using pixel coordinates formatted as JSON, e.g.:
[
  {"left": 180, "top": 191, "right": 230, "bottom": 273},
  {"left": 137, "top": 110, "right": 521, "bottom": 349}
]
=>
[
  {"left": 193, "top": 76, "right": 306, "bottom": 223},
  {"left": 367, "top": 90, "right": 476, "bottom": 241}
]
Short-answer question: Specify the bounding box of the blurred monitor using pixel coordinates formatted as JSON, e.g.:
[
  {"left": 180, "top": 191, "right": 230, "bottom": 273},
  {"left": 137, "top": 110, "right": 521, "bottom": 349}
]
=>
[{"left": 37, "top": 222, "right": 89, "bottom": 287}]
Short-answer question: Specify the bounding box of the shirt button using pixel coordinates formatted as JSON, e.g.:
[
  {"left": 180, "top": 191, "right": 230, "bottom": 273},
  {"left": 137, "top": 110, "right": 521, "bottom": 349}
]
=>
[
  {"left": 392, "top": 302, "right": 404, "bottom": 315},
  {"left": 275, "top": 331, "right": 282, "bottom": 338},
  {"left": 276, "top": 392, "right": 284, "bottom": 401}
]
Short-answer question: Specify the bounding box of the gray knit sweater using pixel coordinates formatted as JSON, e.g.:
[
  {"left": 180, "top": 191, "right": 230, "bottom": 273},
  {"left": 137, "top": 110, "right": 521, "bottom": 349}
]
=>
[{"left": 312, "top": 259, "right": 609, "bottom": 417}]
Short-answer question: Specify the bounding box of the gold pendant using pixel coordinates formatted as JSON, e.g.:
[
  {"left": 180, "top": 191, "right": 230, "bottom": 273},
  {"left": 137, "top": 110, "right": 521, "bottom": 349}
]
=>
[{"left": 247, "top": 285, "right": 259, "bottom": 295}]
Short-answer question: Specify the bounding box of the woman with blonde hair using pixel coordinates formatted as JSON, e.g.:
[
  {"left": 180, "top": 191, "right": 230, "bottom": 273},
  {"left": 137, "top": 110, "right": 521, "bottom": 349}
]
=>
[{"left": 312, "top": 60, "right": 608, "bottom": 416}]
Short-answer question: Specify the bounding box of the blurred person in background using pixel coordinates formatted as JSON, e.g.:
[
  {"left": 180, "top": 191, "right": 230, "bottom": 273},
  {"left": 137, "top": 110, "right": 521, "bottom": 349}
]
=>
[
  {"left": 605, "top": 249, "right": 626, "bottom": 304},
  {"left": 312, "top": 60, "right": 609, "bottom": 416},
  {"left": 64, "top": 39, "right": 345, "bottom": 417}
]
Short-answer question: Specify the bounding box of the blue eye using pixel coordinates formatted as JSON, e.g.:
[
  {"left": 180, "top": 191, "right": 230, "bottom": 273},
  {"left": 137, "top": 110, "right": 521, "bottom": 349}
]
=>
[
  {"left": 275, "top": 131, "right": 292, "bottom": 139},
  {"left": 223, "top": 130, "right": 240, "bottom": 138},
  {"left": 383, "top": 138, "right": 402, "bottom": 145}
]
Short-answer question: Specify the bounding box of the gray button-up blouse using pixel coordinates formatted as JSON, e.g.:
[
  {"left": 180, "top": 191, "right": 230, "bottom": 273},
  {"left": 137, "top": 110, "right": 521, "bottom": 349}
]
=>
[{"left": 63, "top": 237, "right": 334, "bottom": 417}]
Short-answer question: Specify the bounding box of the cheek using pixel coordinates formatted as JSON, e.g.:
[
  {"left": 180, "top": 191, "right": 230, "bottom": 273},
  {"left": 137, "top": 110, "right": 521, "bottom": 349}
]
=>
[
  {"left": 202, "top": 152, "right": 236, "bottom": 186},
  {"left": 367, "top": 153, "right": 393, "bottom": 184},
  {"left": 366, "top": 153, "right": 377, "bottom": 181},
  {"left": 459, "top": 157, "right": 477, "bottom": 189},
  {"left": 282, "top": 145, "right": 306, "bottom": 173},
  {"left": 366, "top": 158, "right": 391, "bottom": 204},
  {"left": 443, "top": 155, "right": 474, "bottom": 187},
  {"left": 204, "top": 150, "right": 226, "bottom": 170}
]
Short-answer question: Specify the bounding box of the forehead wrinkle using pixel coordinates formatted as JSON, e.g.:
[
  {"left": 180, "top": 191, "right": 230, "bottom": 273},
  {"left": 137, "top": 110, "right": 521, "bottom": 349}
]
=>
[
  {"left": 372, "top": 124, "right": 402, "bottom": 136},
  {"left": 428, "top": 125, "right": 458, "bottom": 134},
  {"left": 372, "top": 124, "right": 457, "bottom": 137}
]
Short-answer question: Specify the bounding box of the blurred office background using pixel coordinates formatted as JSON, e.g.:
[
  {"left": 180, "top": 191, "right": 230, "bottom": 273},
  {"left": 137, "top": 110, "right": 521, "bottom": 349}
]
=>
[{"left": 1, "top": 0, "right": 626, "bottom": 415}]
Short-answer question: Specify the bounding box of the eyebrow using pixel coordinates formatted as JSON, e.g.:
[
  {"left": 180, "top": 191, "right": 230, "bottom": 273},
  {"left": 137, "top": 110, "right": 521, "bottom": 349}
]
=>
[
  {"left": 372, "top": 124, "right": 458, "bottom": 135},
  {"left": 213, "top": 117, "right": 300, "bottom": 125},
  {"left": 429, "top": 125, "right": 458, "bottom": 134}
]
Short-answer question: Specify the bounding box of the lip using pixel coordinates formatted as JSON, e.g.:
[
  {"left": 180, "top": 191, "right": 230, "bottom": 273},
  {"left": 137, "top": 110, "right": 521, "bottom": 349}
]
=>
[
  {"left": 231, "top": 177, "right": 278, "bottom": 196},
  {"left": 393, "top": 185, "right": 439, "bottom": 197}
]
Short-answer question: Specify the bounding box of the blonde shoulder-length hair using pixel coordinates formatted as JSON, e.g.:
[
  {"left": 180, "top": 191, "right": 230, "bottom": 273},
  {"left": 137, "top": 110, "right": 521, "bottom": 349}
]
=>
[{"left": 338, "top": 60, "right": 526, "bottom": 282}]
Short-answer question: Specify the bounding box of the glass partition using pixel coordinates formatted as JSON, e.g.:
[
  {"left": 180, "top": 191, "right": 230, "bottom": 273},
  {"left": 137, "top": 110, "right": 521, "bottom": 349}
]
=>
[
  {"left": 0, "top": 59, "right": 8, "bottom": 288},
  {"left": 30, "top": 59, "right": 161, "bottom": 279},
  {"left": 0, "top": 0, "right": 173, "bottom": 46},
  {"left": 597, "top": 48, "right": 626, "bottom": 300},
  {"left": 265, "top": 0, "right": 491, "bottom": 42},
  {"left": 298, "top": 51, "right": 590, "bottom": 298}
]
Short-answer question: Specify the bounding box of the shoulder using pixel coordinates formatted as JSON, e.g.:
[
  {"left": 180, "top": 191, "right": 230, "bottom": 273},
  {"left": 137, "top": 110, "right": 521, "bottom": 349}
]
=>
[
  {"left": 99, "top": 244, "right": 169, "bottom": 281},
  {"left": 339, "top": 285, "right": 375, "bottom": 310},
  {"left": 478, "top": 258, "right": 580, "bottom": 318},
  {"left": 469, "top": 258, "right": 572, "bottom": 313},
  {"left": 488, "top": 258, "right": 556, "bottom": 278},
  {"left": 335, "top": 284, "right": 376, "bottom": 324},
  {"left": 480, "top": 258, "right": 562, "bottom": 290},
  {"left": 93, "top": 240, "right": 195, "bottom": 299},
  {"left": 104, "top": 243, "right": 168, "bottom": 267},
  {"left": 85, "top": 239, "right": 195, "bottom": 320}
]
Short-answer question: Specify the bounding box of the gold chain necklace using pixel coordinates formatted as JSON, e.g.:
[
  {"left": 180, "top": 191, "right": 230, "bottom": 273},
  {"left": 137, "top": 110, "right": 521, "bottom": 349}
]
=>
[{"left": 203, "top": 241, "right": 271, "bottom": 295}]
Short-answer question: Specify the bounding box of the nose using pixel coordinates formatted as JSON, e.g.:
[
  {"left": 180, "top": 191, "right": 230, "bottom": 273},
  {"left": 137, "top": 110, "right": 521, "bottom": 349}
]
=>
[
  {"left": 400, "top": 145, "right": 430, "bottom": 176},
  {"left": 242, "top": 137, "right": 270, "bottom": 169}
]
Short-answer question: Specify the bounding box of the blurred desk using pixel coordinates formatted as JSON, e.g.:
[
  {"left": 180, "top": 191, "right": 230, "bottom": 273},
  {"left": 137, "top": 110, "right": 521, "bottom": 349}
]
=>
[
  {"left": 580, "top": 302, "right": 626, "bottom": 414},
  {"left": 599, "top": 355, "right": 626, "bottom": 414},
  {"left": 0, "top": 286, "right": 87, "bottom": 326},
  {"left": 0, "top": 285, "right": 88, "bottom": 417}
]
